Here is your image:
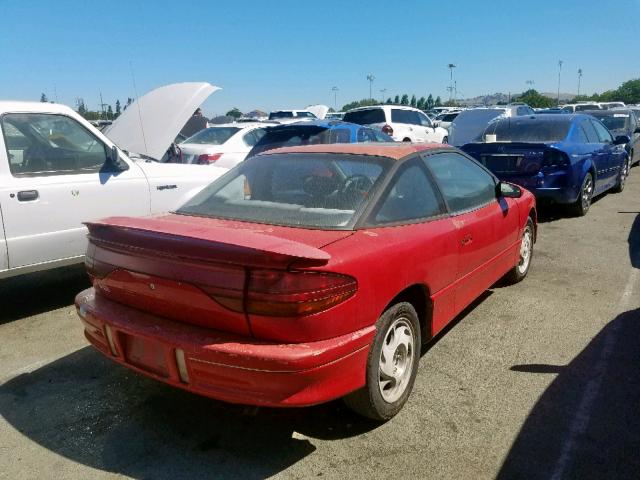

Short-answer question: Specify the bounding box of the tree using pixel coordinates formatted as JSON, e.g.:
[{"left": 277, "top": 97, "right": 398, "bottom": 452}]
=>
[
  {"left": 124, "top": 97, "right": 133, "bottom": 111},
  {"left": 400, "top": 94, "right": 409, "bottom": 105},
  {"left": 386, "top": 97, "right": 393, "bottom": 104},
  {"left": 416, "top": 97, "right": 426, "bottom": 110},
  {"left": 76, "top": 98, "right": 87, "bottom": 116},
  {"left": 394, "top": 95, "right": 400, "bottom": 104},
  {"left": 512, "top": 89, "right": 555, "bottom": 108},
  {"left": 226, "top": 108, "right": 243, "bottom": 119},
  {"left": 40, "top": 93, "right": 48, "bottom": 103},
  {"left": 426, "top": 94, "right": 434, "bottom": 110},
  {"left": 410, "top": 95, "right": 417, "bottom": 107},
  {"left": 107, "top": 105, "right": 114, "bottom": 119},
  {"left": 115, "top": 100, "right": 121, "bottom": 118},
  {"left": 341, "top": 98, "right": 377, "bottom": 111},
  {"left": 434, "top": 96, "right": 442, "bottom": 107}
]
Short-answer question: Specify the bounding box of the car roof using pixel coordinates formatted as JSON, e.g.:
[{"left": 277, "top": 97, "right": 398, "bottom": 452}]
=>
[
  {"left": 258, "top": 142, "right": 449, "bottom": 160},
  {"left": 0, "top": 101, "right": 76, "bottom": 115},
  {"left": 205, "top": 122, "right": 273, "bottom": 129},
  {"left": 266, "top": 119, "right": 365, "bottom": 130},
  {"left": 346, "top": 104, "right": 422, "bottom": 112}
]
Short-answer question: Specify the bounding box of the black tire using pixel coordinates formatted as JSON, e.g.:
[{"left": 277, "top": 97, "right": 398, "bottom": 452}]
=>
[
  {"left": 502, "top": 217, "right": 534, "bottom": 285},
  {"left": 402, "top": 138, "right": 411, "bottom": 142},
  {"left": 343, "top": 302, "right": 421, "bottom": 421},
  {"left": 442, "top": 136, "right": 448, "bottom": 144},
  {"left": 570, "top": 172, "right": 594, "bottom": 217},
  {"left": 612, "top": 157, "right": 630, "bottom": 193}
]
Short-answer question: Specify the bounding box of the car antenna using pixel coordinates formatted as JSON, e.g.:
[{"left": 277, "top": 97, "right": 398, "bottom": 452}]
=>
[{"left": 129, "top": 60, "right": 148, "bottom": 154}]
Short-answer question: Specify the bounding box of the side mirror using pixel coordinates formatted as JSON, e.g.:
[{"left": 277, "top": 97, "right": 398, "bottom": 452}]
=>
[
  {"left": 103, "top": 145, "right": 129, "bottom": 172},
  {"left": 613, "top": 135, "right": 631, "bottom": 145},
  {"left": 634, "top": 127, "right": 640, "bottom": 134},
  {"left": 498, "top": 181, "right": 522, "bottom": 198}
]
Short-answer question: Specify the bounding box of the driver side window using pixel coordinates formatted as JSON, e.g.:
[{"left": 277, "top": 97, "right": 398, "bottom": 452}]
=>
[{"left": 1, "top": 113, "right": 108, "bottom": 177}]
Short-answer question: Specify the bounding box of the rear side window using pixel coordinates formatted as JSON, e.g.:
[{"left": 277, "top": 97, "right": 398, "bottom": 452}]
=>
[
  {"left": 580, "top": 120, "right": 599, "bottom": 143},
  {"left": 2, "top": 113, "right": 108, "bottom": 176},
  {"left": 343, "top": 108, "right": 386, "bottom": 125},
  {"left": 357, "top": 128, "right": 377, "bottom": 142},
  {"left": 296, "top": 111, "right": 317, "bottom": 118},
  {"left": 591, "top": 120, "right": 613, "bottom": 143},
  {"left": 372, "top": 159, "right": 444, "bottom": 224},
  {"left": 391, "top": 109, "right": 421, "bottom": 125},
  {"left": 242, "top": 128, "right": 266, "bottom": 147},
  {"left": 426, "top": 152, "right": 496, "bottom": 213}
]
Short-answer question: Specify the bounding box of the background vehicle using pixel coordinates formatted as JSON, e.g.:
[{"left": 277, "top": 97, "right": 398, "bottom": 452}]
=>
[
  {"left": 0, "top": 101, "right": 227, "bottom": 279},
  {"left": 432, "top": 111, "right": 460, "bottom": 131},
  {"left": 343, "top": 105, "right": 448, "bottom": 143},
  {"left": 179, "top": 122, "right": 276, "bottom": 168},
  {"left": 562, "top": 103, "right": 602, "bottom": 112},
  {"left": 246, "top": 120, "right": 393, "bottom": 157},
  {"left": 448, "top": 104, "right": 533, "bottom": 147},
  {"left": 76, "top": 143, "right": 536, "bottom": 421},
  {"left": 461, "top": 114, "right": 630, "bottom": 215},
  {"left": 583, "top": 109, "right": 640, "bottom": 166},
  {"left": 325, "top": 112, "right": 345, "bottom": 120},
  {"left": 268, "top": 110, "right": 318, "bottom": 123}
]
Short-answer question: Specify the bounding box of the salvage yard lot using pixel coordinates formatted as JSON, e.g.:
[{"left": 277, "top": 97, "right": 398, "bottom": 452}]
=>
[{"left": 1, "top": 173, "right": 639, "bottom": 479}]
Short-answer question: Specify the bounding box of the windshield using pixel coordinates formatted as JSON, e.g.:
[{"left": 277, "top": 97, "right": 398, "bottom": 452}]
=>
[
  {"left": 248, "top": 126, "right": 354, "bottom": 156},
  {"left": 177, "top": 153, "right": 391, "bottom": 229},
  {"left": 484, "top": 118, "right": 570, "bottom": 142},
  {"left": 269, "top": 111, "right": 294, "bottom": 119},
  {"left": 590, "top": 114, "right": 629, "bottom": 132},
  {"left": 575, "top": 104, "right": 600, "bottom": 111},
  {"left": 449, "top": 109, "right": 506, "bottom": 146},
  {"left": 182, "top": 127, "right": 240, "bottom": 145}
]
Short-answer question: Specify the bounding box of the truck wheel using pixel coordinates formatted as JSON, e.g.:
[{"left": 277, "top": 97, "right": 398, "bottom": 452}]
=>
[{"left": 343, "top": 302, "right": 420, "bottom": 421}]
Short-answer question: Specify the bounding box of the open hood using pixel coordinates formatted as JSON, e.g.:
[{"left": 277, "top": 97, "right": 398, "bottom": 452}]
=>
[
  {"left": 104, "top": 82, "right": 220, "bottom": 160},
  {"left": 306, "top": 104, "right": 329, "bottom": 119}
]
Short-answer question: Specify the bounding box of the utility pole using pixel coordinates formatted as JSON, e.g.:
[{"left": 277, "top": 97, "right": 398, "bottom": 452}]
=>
[
  {"left": 557, "top": 60, "right": 563, "bottom": 105},
  {"left": 380, "top": 88, "right": 387, "bottom": 103},
  {"left": 331, "top": 86, "right": 339, "bottom": 110},
  {"left": 447, "top": 63, "right": 457, "bottom": 102},
  {"left": 525, "top": 80, "right": 535, "bottom": 90},
  {"left": 366, "top": 74, "right": 375, "bottom": 101},
  {"left": 577, "top": 69, "right": 583, "bottom": 97}
]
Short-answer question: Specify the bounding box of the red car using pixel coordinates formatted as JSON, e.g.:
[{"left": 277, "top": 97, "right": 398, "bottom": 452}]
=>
[{"left": 75, "top": 143, "right": 536, "bottom": 420}]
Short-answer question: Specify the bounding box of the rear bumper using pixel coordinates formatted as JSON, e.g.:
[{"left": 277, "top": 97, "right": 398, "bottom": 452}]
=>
[
  {"left": 501, "top": 171, "right": 578, "bottom": 204},
  {"left": 75, "top": 288, "right": 374, "bottom": 407}
]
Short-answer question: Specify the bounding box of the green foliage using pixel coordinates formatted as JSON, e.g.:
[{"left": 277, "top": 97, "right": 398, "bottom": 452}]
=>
[
  {"left": 40, "top": 93, "right": 48, "bottom": 103},
  {"left": 115, "top": 100, "right": 121, "bottom": 118},
  {"left": 394, "top": 95, "right": 400, "bottom": 104},
  {"left": 410, "top": 95, "right": 417, "bottom": 107},
  {"left": 386, "top": 97, "right": 393, "bottom": 104},
  {"left": 426, "top": 94, "right": 434, "bottom": 110},
  {"left": 444, "top": 100, "right": 460, "bottom": 107},
  {"left": 400, "top": 94, "right": 409, "bottom": 105},
  {"left": 416, "top": 97, "right": 425, "bottom": 110},
  {"left": 434, "top": 96, "right": 442, "bottom": 107},
  {"left": 226, "top": 107, "right": 243, "bottom": 119},
  {"left": 107, "top": 105, "right": 114, "bottom": 119},
  {"left": 512, "top": 89, "right": 555, "bottom": 108},
  {"left": 341, "top": 98, "right": 378, "bottom": 111},
  {"left": 570, "top": 79, "right": 640, "bottom": 104}
]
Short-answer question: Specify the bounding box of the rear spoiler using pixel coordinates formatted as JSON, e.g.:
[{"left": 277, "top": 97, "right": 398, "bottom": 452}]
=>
[{"left": 85, "top": 216, "right": 331, "bottom": 269}]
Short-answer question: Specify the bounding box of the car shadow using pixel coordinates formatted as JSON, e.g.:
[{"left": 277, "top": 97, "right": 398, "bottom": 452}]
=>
[
  {"left": 497, "top": 307, "right": 640, "bottom": 480},
  {"left": 0, "top": 265, "right": 90, "bottom": 325},
  {"left": 0, "top": 346, "right": 380, "bottom": 479},
  {"left": 626, "top": 212, "right": 640, "bottom": 268}
]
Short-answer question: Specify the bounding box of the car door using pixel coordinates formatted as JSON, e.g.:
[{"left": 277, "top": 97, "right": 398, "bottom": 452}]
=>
[
  {"left": 365, "top": 157, "right": 458, "bottom": 335},
  {"left": 0, "top": 111, "right": 150, "bottom": 271},
  {"left": 390, "top": 109, "right": 418, "bottom": 142},
  {"left": 424, "top": 151, "right": 520, "bottom": 314},
  {"left": 417, "top": 111, "right": 440, "bottom": 142},
  {"left": 579, "top": 119, "right": 609, "bottom": 191},
  {"left": 590, "top": 118, "right": 621, "bottom": 190}
]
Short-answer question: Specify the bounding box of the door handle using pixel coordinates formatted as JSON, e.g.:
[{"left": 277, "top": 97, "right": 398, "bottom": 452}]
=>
[
  {"left": 461, "top": 234, "right": 473, "bottom": 246},
  {"left": 17, "top": 190, "right": 39, "bottom": 201}
]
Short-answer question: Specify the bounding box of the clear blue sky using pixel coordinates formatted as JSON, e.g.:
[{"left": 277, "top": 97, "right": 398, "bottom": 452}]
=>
[{"left": 1, "top": 0, "right": 638, "bottom": 116}]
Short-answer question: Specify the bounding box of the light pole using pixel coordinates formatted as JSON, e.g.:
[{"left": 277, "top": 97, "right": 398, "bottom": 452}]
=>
[
  {"left": 577, "top": 69, "right": 583, "bottom": 97},
  {"left": 557, "top": 60, "right": 563, "bottom": 105},
  {"left": 366, "top": 74, "right": 375, "bottom": 100},
  {"left": 331, "top": 86, "right": 339, "bottom": 110},
  {"left": 447, "top": 63, "right": 456, "bottom": 102},
  {"left": 525, "top": 80, "right": 535, "bottom": 90},
  {"left": 380, "top": 88, "right": 387, "bottom": 103}
]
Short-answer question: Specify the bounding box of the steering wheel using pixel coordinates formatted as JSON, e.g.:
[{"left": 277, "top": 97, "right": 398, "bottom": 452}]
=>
[{"left": 339, "top": 174, "right": 374, "bottom": 208}]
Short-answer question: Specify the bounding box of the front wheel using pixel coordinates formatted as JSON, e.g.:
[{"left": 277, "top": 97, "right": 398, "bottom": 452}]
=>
[
  {"left": 343, "top": 302, "right": 420, "bottom": 421},
  {"left": 502, "top": 217, "right": 534, "bottom": 284},
  {"left": 612, "top": 157, "right": 630, "bottom": 193},
  {"left": 570, "top": 172, "right": 594, "bottom": 216}
]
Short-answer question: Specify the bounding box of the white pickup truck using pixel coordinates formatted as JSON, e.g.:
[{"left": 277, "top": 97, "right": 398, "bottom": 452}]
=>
[{"left": 0, "top": 91, "right": 227, "bottom": 279}]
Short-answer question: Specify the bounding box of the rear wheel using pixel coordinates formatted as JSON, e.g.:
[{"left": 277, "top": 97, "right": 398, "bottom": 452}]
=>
[
  {"left": 570, "top": 172, "right": 594, "bottom": 216},
  {"left": 343, "top": 302, "right": 420, "bottom": 421},
  {"left": 502, "top": 217, "right": 534, "bottom": 284},
  {"left": 402, "top": 138, "right": 411, "bottom": 142},
  {"left": 442, "top": 136, "right": 448, "bottom": 144},
  {"left": 612, "top": 157, "right": 630, "bottom": 193}
]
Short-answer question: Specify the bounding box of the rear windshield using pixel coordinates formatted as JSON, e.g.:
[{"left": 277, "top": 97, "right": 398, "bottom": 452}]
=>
[
  {"left": 590, "top": 113, "right": 629, "bottom": 132},
  {"left": 575, "top": 104, "right": 600, "bottom": 111},
  {"left": 269, "top": 111, "right": 294, "bottom": 119},
  {"left": 484, "top": 118, "right": 570, "bottom": 142},
  {"left": 343, "top": 108, "right": 386, "bottom": 125},
  {"left": 177, "top": 153, "right": 391, "bottom": 229},
  {"left": 248, "top": 126, "right": 352, "bottom": 156},
  {"left": 183, "top": 127, "right": 240, "bottom": 145}
]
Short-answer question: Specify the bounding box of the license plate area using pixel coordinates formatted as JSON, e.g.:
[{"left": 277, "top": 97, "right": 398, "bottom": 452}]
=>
[
  {"left": 122, "top": 333, "right": 169, "bottom": 378},
  {"left": 481, "top": 154, "right": 522, "bottom": 173}
]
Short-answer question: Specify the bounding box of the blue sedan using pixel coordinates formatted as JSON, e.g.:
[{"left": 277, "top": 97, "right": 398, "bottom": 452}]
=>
[
  {"left": 247, "top": 120, "right": 394, "bottom": 157},
  {"left": 461, "top": 114, "right": 630, "bottom": 216}
]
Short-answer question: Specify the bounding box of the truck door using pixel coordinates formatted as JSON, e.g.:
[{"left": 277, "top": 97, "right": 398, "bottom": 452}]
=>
[{"left": 0, "top": 112, "right": 150, "bottom": 271}]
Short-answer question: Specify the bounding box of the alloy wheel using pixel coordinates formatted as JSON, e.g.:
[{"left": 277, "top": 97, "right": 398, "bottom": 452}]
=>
[{"left": 378, "top": 317, "right": 415, "bottom": 403}]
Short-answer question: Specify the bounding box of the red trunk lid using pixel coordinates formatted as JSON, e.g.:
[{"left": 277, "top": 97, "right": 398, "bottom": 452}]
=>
[{"left": 84, "top": 214, "right": 353, "bottom": 336}]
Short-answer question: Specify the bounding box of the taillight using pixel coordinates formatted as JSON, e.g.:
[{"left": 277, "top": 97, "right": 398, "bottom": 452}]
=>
[
  {"left": 542, "top": 150, "right": 569, "bottom": 168},
  {"left": 197, "top": 153, "right": 222, "bottom": 164},
  {"left": 212, "top": 269, "right": 357, "bottom": 317},
  {"left": 381, "top": 124, "right": 393, "bottom": 136}
]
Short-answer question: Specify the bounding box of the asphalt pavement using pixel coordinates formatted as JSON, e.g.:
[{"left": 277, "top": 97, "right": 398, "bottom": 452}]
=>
[{"left": 1, "top": 170, "right": 639, "bottom": 480}]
